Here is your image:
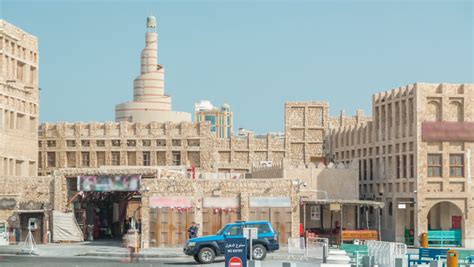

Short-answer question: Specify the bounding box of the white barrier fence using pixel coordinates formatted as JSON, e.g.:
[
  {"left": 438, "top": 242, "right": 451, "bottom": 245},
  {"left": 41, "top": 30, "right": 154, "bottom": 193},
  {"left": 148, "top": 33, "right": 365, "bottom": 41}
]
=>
[
  {"left": 367, "top": 240, "right": 407, "bottom": 267},
  {"left": 288, "top": 237, "right": 328, "bottom": 261},
  {"left": 306, "top": 237, "right": 328, "bottom": 260},
  {"left": 288, "top": 237, "right": 306, "bottom": 260}
]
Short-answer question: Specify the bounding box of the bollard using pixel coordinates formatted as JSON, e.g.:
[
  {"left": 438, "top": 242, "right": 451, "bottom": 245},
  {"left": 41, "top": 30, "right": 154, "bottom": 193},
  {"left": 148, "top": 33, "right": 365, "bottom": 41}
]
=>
[
  {"left": 248, "top": 260, "right": 261, "bottom": 267},
  {"left": 282, "top": 262, "right": 296, "bottom": 267},
  {"left": 447, "top": 249, "right": 458, "bottom": 267},
  {"left": 420, "top": 233, "right": 428, "bottom": 248}
]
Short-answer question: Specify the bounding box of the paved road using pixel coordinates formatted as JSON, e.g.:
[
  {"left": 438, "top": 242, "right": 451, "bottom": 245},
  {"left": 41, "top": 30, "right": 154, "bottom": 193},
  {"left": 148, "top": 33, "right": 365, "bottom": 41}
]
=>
[{"left": 0, "top": 255, "right": 318, "bottom": 267}]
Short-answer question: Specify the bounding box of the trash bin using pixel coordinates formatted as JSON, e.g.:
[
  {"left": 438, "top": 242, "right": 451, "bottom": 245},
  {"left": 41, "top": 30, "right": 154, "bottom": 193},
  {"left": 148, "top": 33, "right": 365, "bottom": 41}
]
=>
[
  {"left": 421, "top": 233, "right": 428, "bottom": 248},
  {"left": 447, "top": 249, "right": 458, "bottom": 267}
]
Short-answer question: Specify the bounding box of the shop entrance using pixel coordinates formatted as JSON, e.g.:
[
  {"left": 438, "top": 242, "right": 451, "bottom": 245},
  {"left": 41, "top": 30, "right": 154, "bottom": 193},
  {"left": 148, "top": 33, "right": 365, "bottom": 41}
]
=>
[
  {"left": 67, "top": 175, "right": 142, "bottom": 242},
  {"left": 73, "top": 191, "right": 141, "bottom": 241}
]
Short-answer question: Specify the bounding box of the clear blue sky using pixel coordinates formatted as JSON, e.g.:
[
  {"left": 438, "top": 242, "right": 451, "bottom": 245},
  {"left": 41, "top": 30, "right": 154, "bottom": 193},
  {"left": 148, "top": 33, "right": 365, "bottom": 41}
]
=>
[{"left": 2, "top": 0, "right": 472, "bottom": 133}]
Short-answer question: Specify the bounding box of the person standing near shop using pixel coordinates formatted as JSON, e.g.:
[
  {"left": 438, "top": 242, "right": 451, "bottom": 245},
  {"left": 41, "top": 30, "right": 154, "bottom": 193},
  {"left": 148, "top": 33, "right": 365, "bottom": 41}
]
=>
[{"left": 188, "top": 222, "right": 197, "bottom": 239}]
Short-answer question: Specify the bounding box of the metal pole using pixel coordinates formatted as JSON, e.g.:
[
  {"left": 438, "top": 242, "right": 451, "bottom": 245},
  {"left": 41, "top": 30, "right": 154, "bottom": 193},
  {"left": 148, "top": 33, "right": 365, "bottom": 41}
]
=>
[
  {"left": 365, "top": 206, "right": 370, "bottom": 230},
  {"left": 356, "top": 205, "right": 360, "bottom": 229},
  {"left": 340, "top": 204, "right": 343, "bottom": 246},
  {"left": 248, "top": 228, "right": 252, "bottom": 262},
  {"left": 377, "top": 208, "right": 381, "bottom": 241},
  {"left": 303, "top": 202, "right": 306, "bottom": 237}
]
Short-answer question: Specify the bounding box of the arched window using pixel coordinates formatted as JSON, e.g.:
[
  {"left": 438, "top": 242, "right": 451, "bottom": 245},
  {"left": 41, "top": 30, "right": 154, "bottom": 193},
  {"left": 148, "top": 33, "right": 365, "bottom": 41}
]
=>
[
  {"left": 427, "top": 101, "right": 441, "bottom": 121},
  {"left": 449, "top": 101, "right": 463, "bottom": 122}
]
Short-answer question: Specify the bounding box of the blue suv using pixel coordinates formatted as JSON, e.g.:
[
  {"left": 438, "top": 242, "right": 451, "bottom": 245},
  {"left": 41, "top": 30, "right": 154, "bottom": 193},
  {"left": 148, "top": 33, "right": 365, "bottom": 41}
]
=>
[{"left": 183, "top": 220, "right": 279, "bottom": 264}]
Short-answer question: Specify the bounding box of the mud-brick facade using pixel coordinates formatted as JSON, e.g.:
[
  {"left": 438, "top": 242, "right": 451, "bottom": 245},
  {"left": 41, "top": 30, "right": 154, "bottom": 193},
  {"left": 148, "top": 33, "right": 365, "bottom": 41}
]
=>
[
  {"left": 0, "top": 176, "right": 54, "bottom": 243},
  {"left": 54, "top": 167, "right": 299, "bottom": 249},
  {"left": 0, "top": 20, "right": 40, "bottom": 177},
  {"left": 38, "top": 101, "right": 338, "bottom": 176},
  {"left": 327, "top": 82, "right": 474, "bottom": 247}
]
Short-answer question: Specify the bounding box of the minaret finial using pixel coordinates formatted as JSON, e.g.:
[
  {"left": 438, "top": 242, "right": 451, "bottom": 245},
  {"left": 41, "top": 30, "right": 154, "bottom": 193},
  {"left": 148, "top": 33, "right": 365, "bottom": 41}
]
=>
[{"left": 147, "top": 13, "right": 157, "bottom": 30}]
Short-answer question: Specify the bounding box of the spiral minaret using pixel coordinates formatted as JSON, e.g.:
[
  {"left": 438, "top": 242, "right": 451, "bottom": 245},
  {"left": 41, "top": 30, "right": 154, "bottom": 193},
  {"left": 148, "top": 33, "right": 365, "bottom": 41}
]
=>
[{"left": 115, "top": 15, "right": 191, "bottom": 123}]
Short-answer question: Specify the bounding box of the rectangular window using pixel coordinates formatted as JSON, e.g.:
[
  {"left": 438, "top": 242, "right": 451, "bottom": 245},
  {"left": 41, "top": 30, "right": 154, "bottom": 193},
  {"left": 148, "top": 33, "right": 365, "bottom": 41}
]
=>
[
  {"left": 450, "top": 154, "right": 464, "bottom": 177},
  {"left": 127, "top": 152, "right": 136, "bottom": 166},
  {"left": 172, "top": 139, "right": 181, "bottom": 146},
  {"left": 172, "top": 151, "right": 181, "bottom": 166},
  {"left": 358, "top": 160, "right": 362, "bottom": 181},
  {"left": 427, "top": 154, "right": 442, "bottom": 177},
  {"left": 81, "top": 152, "right": 90, "bottom": 167},
  {"left": 47, "top": 152, "right": 56, "bottom": 167},
  {"left": 157, "top": 139, "right": 166, "bottom": 146},
  {"left": 47, "top": 140, "right": 56, "bottom": 147},
  {"left": 96, "top": 152, "right": 105, "bottom": 166},
  {"left": 396, "top": 156, "right": 401, "bottom": 178},
  {"left": 409, "top": 155, "right": 414, "bottom": 178},
  {"left": 188, "top": 139, "right": 200, "bottom": 146},
  {"left": 96, "top": 140, "right": 105, "bottom": 147},
  {"left": 402, "top": 155, "right": 407, "bottom": 178},
  {"left": 111, "top": 152, "right": 120, "bottom": 166},
  {"left": 363, "top": 160, "right": 367, "bottom": 180},
  {"left": 143, "top": 152, "right": 150, "bottom": 166},
  {"left": 66, "top": 140, "right": 76, "bottom": 147},
  {"left": 127, "top": 140, "right": 136, "bottom": 147},
  {"left": 29, "top": 116, "right": 36, "bottom": 132},
  {"left": 142, "top": 140, "right": 151, "bottom": 146},
  {"left": 369, "top": 159, "right": 373, "bottom": 180},
  {"left": 81, "top": 140, "right": 90, "bottom": 147},
  {"left": 111, "top": 140, "right": 121, "bottom": 147},
  {"left": 66, "top": 152, "right": 76, "bottom": 167}
]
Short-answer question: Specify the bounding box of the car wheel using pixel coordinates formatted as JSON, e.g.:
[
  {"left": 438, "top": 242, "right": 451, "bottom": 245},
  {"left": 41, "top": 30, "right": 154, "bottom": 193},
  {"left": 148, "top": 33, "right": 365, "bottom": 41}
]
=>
[
  {"left": 252, "top": 244, "right": 267, "bottom": 260},
  {"left": 197, "top": 247, "right": 216, "bottom": 264}
]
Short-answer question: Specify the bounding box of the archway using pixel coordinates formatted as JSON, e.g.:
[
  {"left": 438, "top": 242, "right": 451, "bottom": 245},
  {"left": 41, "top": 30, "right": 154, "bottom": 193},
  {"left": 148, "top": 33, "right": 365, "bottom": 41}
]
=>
[{"left": 427, "top": 201, "right": 463, "bottom": 247}]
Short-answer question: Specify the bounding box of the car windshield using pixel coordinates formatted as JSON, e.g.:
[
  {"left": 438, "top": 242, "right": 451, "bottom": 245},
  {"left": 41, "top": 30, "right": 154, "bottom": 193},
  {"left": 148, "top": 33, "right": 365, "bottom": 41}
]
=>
[{"left": 216, "top": 225, "right": 229, "bottom": 235}]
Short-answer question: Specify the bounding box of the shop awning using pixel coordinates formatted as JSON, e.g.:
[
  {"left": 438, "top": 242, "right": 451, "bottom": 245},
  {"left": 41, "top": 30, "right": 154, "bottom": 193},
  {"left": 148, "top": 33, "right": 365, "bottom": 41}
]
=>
[{"left": 302, "top": 199, "right": 384, "bottom": 208}]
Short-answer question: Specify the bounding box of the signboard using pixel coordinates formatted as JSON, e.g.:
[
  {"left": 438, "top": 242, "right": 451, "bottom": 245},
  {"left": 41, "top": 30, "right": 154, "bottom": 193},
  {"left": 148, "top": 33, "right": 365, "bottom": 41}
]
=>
[
  {"left": 77, "top": 175, "right": 140, "bottom": 191},
  {"left": 0, "top": 198, "right": 16, "bottom": 210},
  {"left": 310, "top": 205, "right": 321, "bottom": 221},
  {"left": 149, "top": 196, "right": 192, "bottom": 208},
  {"left": 203, "top": 197, "right": 239, "bottom": 208},
  {"left": 398, "top": 203, "right": 407, "bottom": 209},
  {"left": 225, "top": 238, "right": 247, "bottom": 267},
  {"left": 330, "top": 203, "right": 341, "bottom": 211},
  {"left": 243, "top": 228, "right": 258, "bottom": 240},
  {"left": 249, "top": 197, "right": 291, "bottom": 208}
]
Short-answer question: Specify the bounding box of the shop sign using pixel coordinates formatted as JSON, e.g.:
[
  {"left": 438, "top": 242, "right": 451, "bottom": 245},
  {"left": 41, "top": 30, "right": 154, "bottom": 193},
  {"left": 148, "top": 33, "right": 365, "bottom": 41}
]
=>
[
  {"left": 398, "top": 203, "right": 406, "bottom": 209},
  {"left": 330, "top": 203, "right": 341, "bottom": 211},
  {"left": 249, "top": 197, "right": 291, "bottom": 208},
  {"left": 310, "top": 205, "right": 321, "bottom": 221},
  {"left": 225, "top": 237, "right": 247, "bottom": 267},
  {"left": 78, "top": 175, "right": 141, "bottom": 191},
  {"left": 149, "top": 196, "right": 192, "bottom": 208},
  {"left": 0, "top": 198, "right": 16, "bottom": 210},
  {"left": 203, "top": 197, "right": 239, "bottom": 209}
]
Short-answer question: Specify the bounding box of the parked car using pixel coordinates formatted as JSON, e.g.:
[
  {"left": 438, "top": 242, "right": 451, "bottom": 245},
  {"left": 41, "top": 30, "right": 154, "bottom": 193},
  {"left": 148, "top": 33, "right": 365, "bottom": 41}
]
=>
[{"left": 183, "top": 220, "right": 279, "bottom": 264}]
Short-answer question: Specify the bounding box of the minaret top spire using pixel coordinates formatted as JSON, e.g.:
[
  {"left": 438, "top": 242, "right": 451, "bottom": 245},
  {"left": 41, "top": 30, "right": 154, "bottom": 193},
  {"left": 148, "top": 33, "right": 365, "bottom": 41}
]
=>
[{"left": 146, "top": 15, "right": 157, "bottom": 31}]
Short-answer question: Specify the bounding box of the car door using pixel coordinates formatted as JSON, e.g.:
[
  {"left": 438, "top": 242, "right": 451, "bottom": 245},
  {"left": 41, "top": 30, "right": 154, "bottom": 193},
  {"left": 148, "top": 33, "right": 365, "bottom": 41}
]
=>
[{"left": 217, "top": 224, "right": 243, "bottom": 253}]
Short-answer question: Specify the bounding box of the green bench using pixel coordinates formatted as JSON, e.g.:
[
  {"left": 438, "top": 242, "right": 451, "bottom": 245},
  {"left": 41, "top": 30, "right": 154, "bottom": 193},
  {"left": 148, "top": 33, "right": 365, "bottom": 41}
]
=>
[
  {"left": 428, "top": 230, "right": 462, "bottom": 247},
  {"left": 341, "top": 243, "right": 368, "bottom": 267}
]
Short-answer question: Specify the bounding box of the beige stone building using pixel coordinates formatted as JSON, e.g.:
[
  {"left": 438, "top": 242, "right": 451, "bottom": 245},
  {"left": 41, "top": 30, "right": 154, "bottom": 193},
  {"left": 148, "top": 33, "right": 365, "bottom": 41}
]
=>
[
  {"left": 0, "top": 19, "right": 39, "bottom": 177},
  {"left": 52, "top": 166, "right": 300, "bottom": 248},
  {"left": 326, "top": 82, "right": 474, "bottom": 247},
  {"left": 38, "top": 100, "right": 340, "bottom": 176}
]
